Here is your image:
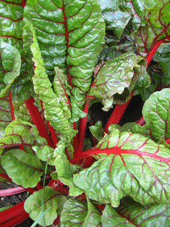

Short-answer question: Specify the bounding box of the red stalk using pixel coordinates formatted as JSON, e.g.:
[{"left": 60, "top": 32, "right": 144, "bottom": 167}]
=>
[
  {"left": 74, "top": 102, "right": 89, "bottom": 157},
  {"left": 137, "top": 117, "right": 145, "bottom": 126},
  {"left": 146, "top": 37, "right": 170, "bottom": 66},
  {"left": 24, "top": 97, "right": 54, "bottom": 148},
  {"left": 166, "top": 138, "right": 170, "bottom": 144},
  {"left": 0, "top": 201, "right": 29, "bottom": 227},
  {"left": 104, "top": 91, "right": 135, "bottom": 133},
  {"left": 0, "top": 187, "right": 25, "bottom": 197},
  {"left": 9, "top": 88, "right": 15, "bottom": 121}
]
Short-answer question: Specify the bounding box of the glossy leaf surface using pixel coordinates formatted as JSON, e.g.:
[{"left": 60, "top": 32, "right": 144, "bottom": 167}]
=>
[
  {"left": 28, "top": 21, "right": 77, "bottom": 141},
  {"left": 88, "top": 53, "right": 147, "bottom": 110},
  {"left": 0, "top": 41, "right": 21, "bottom": 97},
  {"left": 74, "top": 128, "right": 170, "bottom": 207},
  {"left": 24, "top": 0, "right": 105, "bottom": 121},
  {"left": 132, "top": 88, "right": 170, "bottom": 142},
  {"left": 132, "top": 0, "right": 170, "bottom": 57},
  {"left": 102, "top": 204, "right": 135, "bottom": 226}
]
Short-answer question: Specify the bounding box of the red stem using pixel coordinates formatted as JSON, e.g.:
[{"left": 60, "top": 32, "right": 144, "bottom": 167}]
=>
[
  {"left": 104, "top": 91, "right": 135, "bottom": 133},
  {"left": 74, "top": 102, "right": 89, "bottom": 156},
  {"left": 0, "top": 201, "right": 29, "bottom": 227},
  {"left": 146, "top": 37, "right": 170, "bottom": 66},
  {"left": 137, "top": 117, "right": 145, "bottom": 126},
  {"left": 22, "top": 0, "right": 26, "bottom": 8},
  {"left": 9, "top": 88, "right": 15, "bottom": 121},
  {"left": 24, "top": 97, "right": 54, "bottom": 148},
  {"left": 47, "top": 121, "right": 58, "bottom": 147},
  {"left": 166, "top": 138, "right": 170, "bottom": 144}
]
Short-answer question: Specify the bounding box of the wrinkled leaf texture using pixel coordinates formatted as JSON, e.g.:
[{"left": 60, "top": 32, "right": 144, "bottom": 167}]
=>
[
  {"left": 24, "top": 0, "right": 105, "bottom": 121},
  {"left": 132, "top": 0, "right": 170, "bottom": 57},
  {"left": 0, "top": 0, "right": 33, "bottom": 100},
  {"left": 73, "top": 127, "right": 170, "bottom": 207}
]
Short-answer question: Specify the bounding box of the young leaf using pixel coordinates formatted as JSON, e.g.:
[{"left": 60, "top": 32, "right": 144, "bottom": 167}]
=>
[
  {"left": 54, "top": 143, "right": 83, "bottom": 196},
  {"left": 117, "top": 200, "right": 170, "bottom": 226},
  {"left": 132, "top": 88, "right": 170, "bottom": 142},
  {"left": 27, "top": 21, "right": 77, "bottom": 142},
  {"left": 88, "top": 53, "right": 147, "bottom": 110},
  {"left": 24, "top": 0, "right": 105, "bottom": 121},
  {"left": 24, "top": 186, "right": 66, "bottom": 226},
  {"left": 73, "top": 128, "right": 170, "bottom": 207},
  {"left": 1, "top": 149, "right": 44, "bottom": 188},
  {"left": 102, "top": 204, "right": 135, "bottom": 226},
  {"left": 131, "top": 0, "right": 170, "bottom": 57},
  {"left": 0, "top": 41, "right": 21, "bottom": 97}
]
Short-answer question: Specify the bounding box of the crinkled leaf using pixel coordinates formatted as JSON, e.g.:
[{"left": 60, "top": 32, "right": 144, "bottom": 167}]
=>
[
  {"left": 0, "top": 41, "right": 21, "bottom": 97},
  {"left": 132, "top": 88, "right": 170, "bottom": 142},
  {"left": 117, "top": 200, "right": 170, "bottom": 226},
  {"left": 0, "top": 0, "right": 33, "bottom": 100},
  {"left": 27, "top": 21, "right": 77, "bottom": 142},
  {"left": 0, "top": 92, "right": 13, "bottom": 131},
  {"left": 132, "top": 0, "right": 170, "bottom": 57},
  {"left": 1, "top": 149, "right": 44, "bottom": 188},
  {"left": 74, "top": 128, "right": 170, "bottom": 207},
  {"left": 54, "top": 143, "right": 83, "bottom": 196},
  {"left": 60, "top": 198, "right": 88, "bottom": 227},
  {"left": 102, "top": 204, "right": 135, "bottom": 226},
  {"left": 24, "top": 0, "right": 105, "bottom": 121},
  {"left": 0, "top": 119, "right": 46, "bottom": 154},
  {"left": 24, "top": 186, "right": 66, "bottom": 226},
  {"left": 13, "top": 100, "right": 32, "bottom": 123},
  {"left": 88, "top": 53, "right": 147, "bottom": 110},
  {"left": 97, "top": 0, "right": 131, "bottom": 40}
]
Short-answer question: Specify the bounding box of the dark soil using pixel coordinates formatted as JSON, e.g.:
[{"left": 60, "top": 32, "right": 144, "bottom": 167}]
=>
[{"left": 0, "top": 95, "right": 143, "bottom": 227}]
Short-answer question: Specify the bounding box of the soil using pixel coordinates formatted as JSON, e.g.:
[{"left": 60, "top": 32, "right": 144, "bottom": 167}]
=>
[{"left": 0, "top": 95, "right": 144, "bottom": 227}]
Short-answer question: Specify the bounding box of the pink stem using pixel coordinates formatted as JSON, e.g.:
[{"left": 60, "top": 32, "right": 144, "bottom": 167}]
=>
[
  {"left": 166, "top": 138, "right": 170, "bottom": 144},
  {"left": 0, "top": 187, "right": 25, "bottom": 197},
  {"left": 104, "top": 91, "right": 135, "bottom": 133}
]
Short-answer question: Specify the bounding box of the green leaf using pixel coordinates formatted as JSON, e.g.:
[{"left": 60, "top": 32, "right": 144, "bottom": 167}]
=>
[
  {"left": 132, "top": 88, "right": 170, "bottom": 142},
  {"left": 0, "top": 92, "right": 13, "bottom": 130},
  {"left": 82, "top": 198, "right": 102, "bottom": 227},
  {"left": 101, "top": 204, "right": 135, "bottom": 226},
  {"left": 27, "top": 20, "right": 77, "bottom": 142},
  {"left": 132, "top": 0, "right": 170, "bottom": 57},
  {"left": 0, "top": 119, "right": 46, "bottom": 154},
  {"left": 73, "top": 128, "right": 170, "bottom": 207},
  {"left": 33, "top": 145, "right": 55, "bottom": 166},
  {"left": 0, "top": 0, "right": 33, "bottom": 101},
  {"left": 88, "top": 53, "right": 147, "bottom": 110},
  {"left": 54, "top": 143, "right": 83, "bottom": 196},
  {"left": 24, "top": 0, "right": 105, "bottom": 121},
  {"left": 24, "top": 186, "right": 66, "bottom": 226},
  {"left": 60, "top": 198, "right": 88, "bottom": 227},
  {"left": 89, "top": 121, "right": 103, "bottom": 141},
  {"left": 1, "top": 149, "right": 44, "bottom": 188},
  {"left": 117, "top": 200, "right": 170, "bottom": 226},
  {"left": 0, "top": 41, "right": 21, "bottom": 97}
]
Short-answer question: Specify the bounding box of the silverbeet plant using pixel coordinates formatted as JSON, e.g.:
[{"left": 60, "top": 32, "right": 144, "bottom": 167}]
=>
[{"left": 0, "top": 0, "right": 170, "bottom": 226}]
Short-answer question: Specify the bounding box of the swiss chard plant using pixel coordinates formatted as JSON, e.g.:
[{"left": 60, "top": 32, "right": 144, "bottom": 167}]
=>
[{"left": 0, "top": 0, "right": 170, "bottom": 226}]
